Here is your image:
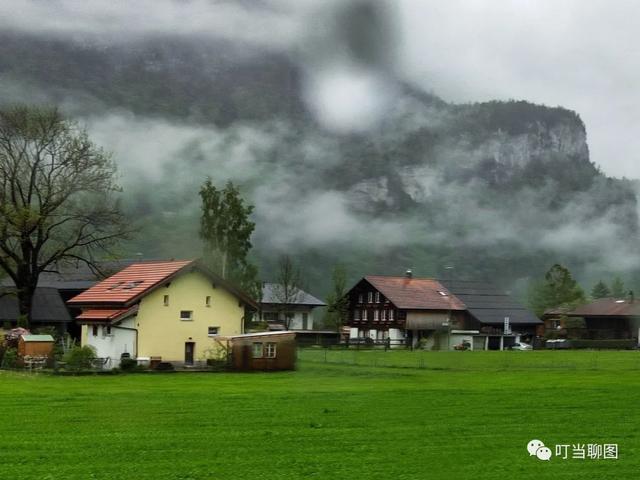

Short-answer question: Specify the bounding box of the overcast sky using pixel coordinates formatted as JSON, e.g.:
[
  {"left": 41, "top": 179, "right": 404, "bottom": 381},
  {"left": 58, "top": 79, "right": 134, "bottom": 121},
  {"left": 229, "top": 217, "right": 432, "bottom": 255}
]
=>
[{"left": 1, "top": 0, "right": 638, "bottom": 179}]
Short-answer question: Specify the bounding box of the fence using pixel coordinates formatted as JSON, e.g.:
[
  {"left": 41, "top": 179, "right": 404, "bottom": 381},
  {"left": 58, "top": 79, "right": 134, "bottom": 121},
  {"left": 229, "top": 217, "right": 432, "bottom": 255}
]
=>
[{"left": 297, "top": 347, "right": 640, "bottom": 372}]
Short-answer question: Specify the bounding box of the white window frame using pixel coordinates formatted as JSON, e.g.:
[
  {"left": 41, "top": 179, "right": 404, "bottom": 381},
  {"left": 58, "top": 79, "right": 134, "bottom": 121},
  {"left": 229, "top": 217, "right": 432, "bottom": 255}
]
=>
[
  {"left": 367, "top": 292, "right": 373, "bottom": 303},
  {"left": 373, "top": 309, "right": 379, "bottom": 321},
  {"left": 265, "top": 342, "right": 277, "bottom": 358},
  {"left": 180, "top": 310, "right": 193, "bottom": 321},
  {"left": 358, "top": 293, "right": 363, "bottom": 303},
  {"left": 389, "top": 309, "right": 394, "bottom": 321},
  {"left": 208, "top": 326, "right": 219, "bottom": 336},
  {"left": 375, "top": 292, "right": 380, "bottom": 303},
  {"left": 252, "top": 342, "right": 264, "bottom": 358}
]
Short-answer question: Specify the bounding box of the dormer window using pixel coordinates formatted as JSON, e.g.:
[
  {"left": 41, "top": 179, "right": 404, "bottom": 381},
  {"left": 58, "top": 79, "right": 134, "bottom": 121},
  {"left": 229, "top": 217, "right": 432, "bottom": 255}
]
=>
[
  {"left": 437, "top": 291, "right": 448, "bottom": 296},
  {"left": 108, "top": 281, "right": 124, "bottom": 290}
]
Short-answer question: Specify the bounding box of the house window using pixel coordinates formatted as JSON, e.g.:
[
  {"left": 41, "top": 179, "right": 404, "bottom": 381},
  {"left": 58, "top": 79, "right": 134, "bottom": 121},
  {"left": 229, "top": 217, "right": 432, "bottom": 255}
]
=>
[
  {"left": 375, "top": 292, "right": 380, "bottom": 303},
  {"left": 252, "top": 342, "right": 264, "bottom": 358},
  {"left": 163, "top": 295, "right": 169, "bottom": 306},
  {"left": 180, "top": 310, "right": 193, "bottom": 321},
  {"left": 373, "top": 310, "right": 379, "bottom": 321},
  {"left": 389, "top": 309, "right": 394, "bottom": 321},
  {"left": 265, "top": 342, "right": 277, "bottom": 358},
  {"left": 105, "top": 326, "right": 111, "bottom": 335},
  {"left": 367, "top": 292, "right": 373, "bottom": 303},
  {"left": 362, "top": 309, "right": 368, "bottom": 321},
  {"left": 205, "top": 296, "right": 211, "bottom": 307},
  {"left": 358, "top": 293, "right": 363, "bottom": 303},
  {"left": 208, "top": 326, "right": 219, "bottom": 336},
  {"left": 92, "top": 325, "right": 98, "bottom": 336}
]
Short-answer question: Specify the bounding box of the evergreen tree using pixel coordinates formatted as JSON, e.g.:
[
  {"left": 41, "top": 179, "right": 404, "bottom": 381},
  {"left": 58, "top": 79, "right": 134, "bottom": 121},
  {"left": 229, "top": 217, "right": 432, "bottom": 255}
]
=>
[
  {"left": 528, "top": 264, "right": 585, "bottom": 317},
  {"left": 611, "top": 277, "right": 626, "bottom": 299},
  {"left": 199, "top": 179, "right": 259, "bottom": 299},
  {"left": 324, "top": 265, "right": 349, "bottom": 332},
  {"left": 590, "top": 280, "right": 611, "bottom": 299}
]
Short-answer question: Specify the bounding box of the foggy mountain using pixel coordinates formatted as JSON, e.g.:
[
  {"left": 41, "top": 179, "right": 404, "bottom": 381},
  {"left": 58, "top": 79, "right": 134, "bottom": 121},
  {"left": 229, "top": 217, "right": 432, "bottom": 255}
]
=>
[{"left": 1, "top": 20, "right": 639, "bottom": 299}]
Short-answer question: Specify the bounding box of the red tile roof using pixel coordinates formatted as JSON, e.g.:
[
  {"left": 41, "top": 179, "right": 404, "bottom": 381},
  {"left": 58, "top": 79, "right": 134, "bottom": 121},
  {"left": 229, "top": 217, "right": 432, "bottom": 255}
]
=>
[
  {"left": 76, "top": 308, "right": 132, "bottom": 321},
  {"left": 364, "top": 275, "right": 466, "bottom": 310},
  {"left": 569, "top": 298, "right": 640, "bottom": 317},
  {"left": 68, "top": 260, "right": 193, "bottom": 306}
]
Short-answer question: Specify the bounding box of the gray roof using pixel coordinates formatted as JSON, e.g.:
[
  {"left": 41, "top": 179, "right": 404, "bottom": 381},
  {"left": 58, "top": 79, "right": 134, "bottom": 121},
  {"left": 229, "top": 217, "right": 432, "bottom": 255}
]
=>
[
  {"left": 0, "top": 259, "right": 138, "bottom": 290},
  {"left": 261, "top": 283, "right": 326, "bottom": 307},
  {"left": 439, "top": 279, "right": 541, "bottom": 325},
  {"left": 0, "top": 287, "right": 72, "bottom": 324}
]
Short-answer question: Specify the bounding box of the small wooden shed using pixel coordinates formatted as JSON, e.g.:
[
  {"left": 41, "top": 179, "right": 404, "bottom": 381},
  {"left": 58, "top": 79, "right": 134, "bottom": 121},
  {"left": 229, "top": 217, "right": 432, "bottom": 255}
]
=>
[
  {"left": 228, "top": 331, "right": 296, "bottom": 371},
  {"left": 18, "top": 335, "right": 55, "bottom": 358}
]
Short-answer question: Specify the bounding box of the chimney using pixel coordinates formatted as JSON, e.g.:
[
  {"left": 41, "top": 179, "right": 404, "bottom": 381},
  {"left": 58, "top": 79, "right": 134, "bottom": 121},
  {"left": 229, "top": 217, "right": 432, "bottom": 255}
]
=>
[{"left": 405, "top": 269, "right": 413, "bottom": 279}]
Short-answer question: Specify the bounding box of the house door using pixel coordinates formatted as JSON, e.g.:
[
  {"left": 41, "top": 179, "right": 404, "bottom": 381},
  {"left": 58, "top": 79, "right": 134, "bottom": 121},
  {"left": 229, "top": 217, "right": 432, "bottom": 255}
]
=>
[{"left": 185, "top": 342, "right": 195, "bottom": 365}]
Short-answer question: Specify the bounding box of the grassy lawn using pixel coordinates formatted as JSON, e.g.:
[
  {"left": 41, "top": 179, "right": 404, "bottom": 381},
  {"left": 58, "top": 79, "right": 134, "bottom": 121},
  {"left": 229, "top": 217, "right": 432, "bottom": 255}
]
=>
[{"left": 0, "top": 351, "right": 638, "bottom": 479}]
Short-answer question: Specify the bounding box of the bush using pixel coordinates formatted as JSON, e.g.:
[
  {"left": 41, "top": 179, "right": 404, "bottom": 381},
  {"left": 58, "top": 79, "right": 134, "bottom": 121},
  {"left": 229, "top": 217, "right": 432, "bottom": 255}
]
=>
[
  {"left": 155, "top": 362, "right": 174, "bottom": 371},
  {"left": 119, "top": 358, "right": 139, "bottom": 372},
  {"left": 1, "top": 348, "right": 18, "bottom": 369},
  {"left": 569, "top": 339, "right": 636, "bottom": 350},
  {"left": 63, "top": 346, "right": 97, "bottom": 372}
]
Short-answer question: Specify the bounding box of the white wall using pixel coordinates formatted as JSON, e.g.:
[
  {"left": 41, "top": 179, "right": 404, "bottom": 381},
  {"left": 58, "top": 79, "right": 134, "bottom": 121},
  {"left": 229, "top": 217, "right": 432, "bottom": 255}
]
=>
[
  {"left": 84, "top": 317, "right": 136, "bottom": 368},
  {"left": 262, "top": 308, "right": 314, "bottom": 330}
]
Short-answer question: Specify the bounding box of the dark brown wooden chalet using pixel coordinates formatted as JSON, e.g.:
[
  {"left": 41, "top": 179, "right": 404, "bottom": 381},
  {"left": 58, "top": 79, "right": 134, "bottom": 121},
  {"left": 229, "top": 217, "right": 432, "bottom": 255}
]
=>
[
  {"left": 566, "top": 297, "right": 640, "bottom": 340},
  {"left": 346, "top": 273, "right": 541, "bottom": 350},
  {"left": 346, "top": 274, "right": 466, "bottom": 348}
]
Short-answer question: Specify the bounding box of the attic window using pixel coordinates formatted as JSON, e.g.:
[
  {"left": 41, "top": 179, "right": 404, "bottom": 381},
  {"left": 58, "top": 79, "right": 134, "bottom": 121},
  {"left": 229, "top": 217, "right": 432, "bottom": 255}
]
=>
[{"left": 437, "top": 291, "right": 448, "bottom": 296}]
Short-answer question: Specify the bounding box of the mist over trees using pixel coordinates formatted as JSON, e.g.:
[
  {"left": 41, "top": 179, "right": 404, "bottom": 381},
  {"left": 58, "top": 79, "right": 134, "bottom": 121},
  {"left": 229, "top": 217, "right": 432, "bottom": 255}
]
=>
[
  {"left": 2, "top": 29, "right": 640, "bottom": 300},
  {"left": 0, "top": 105, "right": 129, "bottom": 325}
]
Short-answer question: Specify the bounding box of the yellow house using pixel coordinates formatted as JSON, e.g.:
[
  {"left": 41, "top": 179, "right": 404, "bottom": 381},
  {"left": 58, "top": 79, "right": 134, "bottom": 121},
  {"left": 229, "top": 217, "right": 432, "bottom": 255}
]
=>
[{"left": 68, "top": 260, "right": 258, "bottom": 368}]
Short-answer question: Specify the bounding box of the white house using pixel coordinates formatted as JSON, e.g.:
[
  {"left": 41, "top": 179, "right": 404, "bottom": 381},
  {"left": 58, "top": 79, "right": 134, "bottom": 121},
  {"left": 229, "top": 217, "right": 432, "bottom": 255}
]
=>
[{"left": 260, "top": 283, "right": 326, "bottom": 330}]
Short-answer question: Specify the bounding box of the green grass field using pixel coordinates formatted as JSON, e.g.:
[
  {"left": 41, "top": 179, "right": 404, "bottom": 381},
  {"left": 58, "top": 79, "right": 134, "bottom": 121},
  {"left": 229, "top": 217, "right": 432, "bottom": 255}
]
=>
[{"left": 1, "top": 350, "right": 639, "bottom": 479}]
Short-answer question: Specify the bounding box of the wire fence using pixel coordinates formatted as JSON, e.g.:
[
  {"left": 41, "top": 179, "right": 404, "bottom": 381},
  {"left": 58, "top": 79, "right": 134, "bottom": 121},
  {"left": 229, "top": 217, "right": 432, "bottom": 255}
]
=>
[{"left": 297, "top": 347, "right": 640, "bottom": 372}]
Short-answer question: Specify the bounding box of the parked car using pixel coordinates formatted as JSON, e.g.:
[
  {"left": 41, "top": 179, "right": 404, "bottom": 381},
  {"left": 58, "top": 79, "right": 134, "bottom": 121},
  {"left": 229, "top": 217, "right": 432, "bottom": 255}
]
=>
[
  {"left": 508, "top": 342, "right": 533, "bottom": 351},
  {"left": 545, "top": 339, "right": 570, "bottom": 349}
]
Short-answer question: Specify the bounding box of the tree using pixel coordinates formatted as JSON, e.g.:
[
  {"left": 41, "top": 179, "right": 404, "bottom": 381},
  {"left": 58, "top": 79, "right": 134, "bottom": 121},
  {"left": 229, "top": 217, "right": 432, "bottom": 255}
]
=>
[
  {"left": 324, "top": 265, "right": 349, "bottom": 332},
  {"left": 591, "top": 280, "right": 611, "bottom": 299},
  {"left": 271, "top": 255, "right": 303, "bottom": 330},
  {"left": 528, "top": 264, "right": 585, "bottom": 317},
  {"left": 0, "top": 105, "right": 129, "bottom": 326},
  {"left": 611, "top": 277, "right": 626, "bottom": 299},
  {"left": 199, "top": 179, "right": 259, "bottom": 299}
]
